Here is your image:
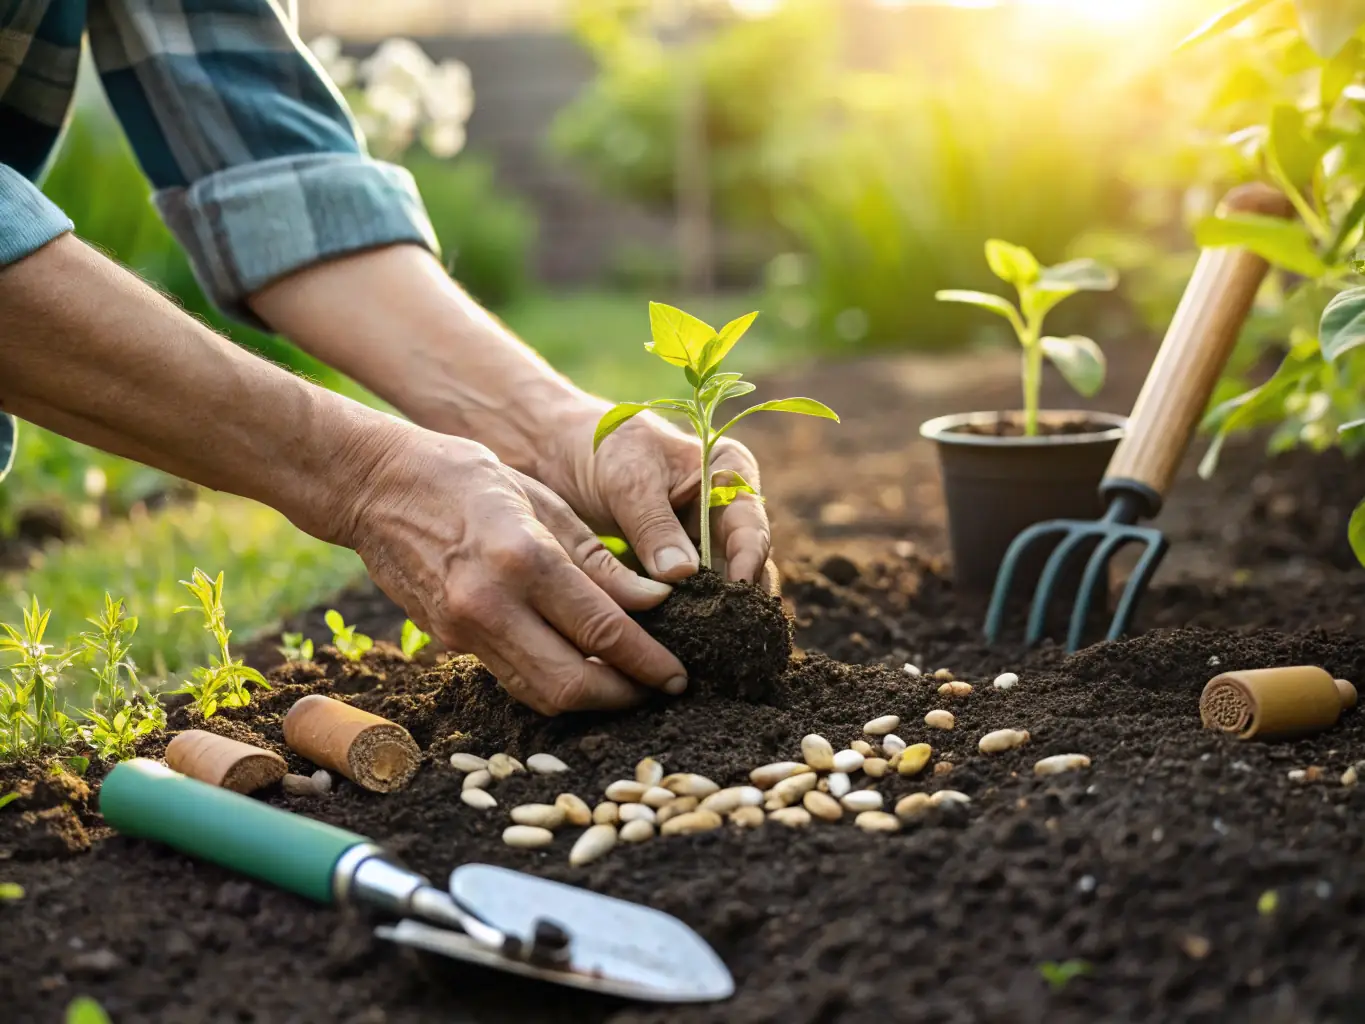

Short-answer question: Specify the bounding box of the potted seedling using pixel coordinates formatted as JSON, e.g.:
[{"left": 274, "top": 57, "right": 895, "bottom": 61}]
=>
[
  {"left": 919, "top": 240, "right": 1125, "bottom": 598},
  {"left": 593, "top": 302, "right": 838, "bottom": 696}
]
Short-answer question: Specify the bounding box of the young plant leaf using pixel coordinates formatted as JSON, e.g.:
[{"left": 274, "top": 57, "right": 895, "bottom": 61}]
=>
[
  {"left": 65, "top": 997, "right": 112, "bottom": 1024},
  {"left": 1321, "top": 38, "right": 1364, "bottom": 109},
  {"left": 1193, "top": 213, "right": 1328, "bottom": 277},
  {"left": 1038, "top": 259, "right": 1119, "bottom": 292},
  {"left": 699, "top": 311, "right": 759, "bottom": 375},
  {"left": 0, "top": 882, "right": 24, "bottom": 901},
  {"left": 1267, "top": 103, "right": 1330, "bottom": 193},
  {"left": 715, "top": 397, "right": 840, "bottom": 437},
  {"left": 0, "top": 791, "right": 19, "bottom": 811},
  {"left": 599, "top": 535, "right": 631, "bottom": 558},
  {"left": 1040, "top": 336, "right": 1107, "bottom": 397},
  {"left": 1350, "top": 497, "right": 1365, "bottom": 567},
  {"left": 64, "top": 755, "right": 90, "bottom": 777},
  {"left": 1294, "top": 0, "right": 1365, "bottom": 58},
  {"left": 1325, "top": 189, "right": 1365, "bottom": 264},
  {"left": 324, "top": 610, "right": 345, "bottom": 636},
  {"left": 647, "top": 302, "right": 716, "bottom": 369},
  {"left": 710, "top": 470, "right": 760, "bottom": 508},
  {"left": 1320, "top": 286, "right": 1365, "bottom": 360},
  {"left": 984, "top": 239, "right": 1041, "bottom": 287},
  {"left": 593, "top": 403, "right": 651, "bottom": 451},
  {"left": 400, "top": 620, "right": 431, "bottom": 660},
  {"left": 1177, "top": 0, "right": 1277, "bottom": 50},
  {"left": 935, "top": 289, "right": 1024, "bottom": 329}
]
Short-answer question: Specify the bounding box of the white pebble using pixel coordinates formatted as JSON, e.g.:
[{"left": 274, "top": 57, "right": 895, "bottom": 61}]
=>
[
  {"left": 569, "top": 824, "right": 617, "bottom": 866},
  {"left": 840, "top": 790, "right": 884, "bottom": 812},
  {"left": 605, "top": 780, "right": 648, "bottom": 803},
  {"left": 282, "top": 774, "right": 320, "bottom": 797},
  {"left": 771, "top": 773, "right": 819, "bottom": 806},
  {"left": 903, "top": 664, "right": 922, "bottom": 677},
  {"left": 863, "top": 715, "right": 900, "bottom": 736},
  {"left": 881, "top": 734, "right": 907, "bottom": 757},
  {"left": 641, "top": 786, "right": 675, "bottom": 808},
  {"left": 503, "top": 825, "right": 554, "bottom": 849},
  {"left": 828, "top": 773, "right": 851, "bottom": 799},
  {"left": 993, "top": 672, "right": 1019, "bottom": 690},
  {"left": 749, "top": 762, "right": 811, "bottom": 790},
  {"left": 1343, "top": 766, "right": 1359, "bottom": 787},
  {"left": 619, "top": 803, "right": 656, "bottom": 824},
  {"left": 488, "top": 754, "right": 525, "bottom": 780},
  {"left": 803, "top": 790, "right": 843, "bottom": 821},
  {"left": 978, "top": 729, "right": 1030, "bottom": 754},
  {"left": 700, "top": 786, "right": 764, "bottom": 815},
  {"left": 449, "top": 753, "right": 488, "bottom": 773},
  {"left": 851, "top": 740, "right": 876, "bottom": 757},
  {"left": 510, "top": 804, "right": 566, "bottom": 829},
  {"left": 1033, "top": 754, "right": 1091, "bottom": 776},
  {"left": 635, "top": 757, "right": 664, "bottom": 787},
  {"left": 924, "top": 710, "right": 955, "bottom": 730},
  {"left": 661, "top": 773, "right": 721, "bottom": 798},
  {"left": 526, "top": 753, "right": 569, "bottom": 775},
  {"left": 462, "top": 770, "right": 492, "bottom": 791},
  {"left": 619, "top": 819, "right": 655, "bottom": 843},
  {"left": 801, "top": 734, "right": 836, "bottom": 771},
  {"left": 855, "top": 811, "right": 900, "bottom": 833},
  {"left": 311, "top": 770, "right": 333, "bottom": 793},
  {"left": 461, "top": 789, "right": 497, "bottom": 810},
  {"left": 832, "top": 749, "right": 865, "bottom": 773},
  {"left": 895, "top": 793, "right": 931, "bottom": 819},
  {"left": 930, "top": 790, "right": 971, "bottom": 806}
]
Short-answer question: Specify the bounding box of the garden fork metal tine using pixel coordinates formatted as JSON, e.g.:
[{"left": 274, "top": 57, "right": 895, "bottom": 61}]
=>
[{"left": 981, "top": 183, "right": 1295, "bottom": 652}]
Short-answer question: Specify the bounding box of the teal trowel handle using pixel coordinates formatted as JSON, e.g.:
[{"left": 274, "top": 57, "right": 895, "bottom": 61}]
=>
[{"left": 100, "top": 758, "right": 371, "bottom": 905}]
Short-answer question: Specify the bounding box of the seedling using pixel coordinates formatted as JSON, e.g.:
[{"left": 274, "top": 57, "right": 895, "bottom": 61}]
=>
[
  {"left": 1038, "top": 959, "right": 1092, "bottom": 992},
  {"left": 0, "top": 791, "right": 17, "bottom": 811},
  {"left": 79, "top": 594, "right": 163, "bottom": 761},
  {"left": 278, "top": 632, "right": 315, "bottom": 663},
  {"left": 0, "top": 597, "right": 79, "bottom": 757},
  {"left": 65, "top": 997, "right": 111, "bottom": 1024},
  {"left": 60, "top": 755, "right": 89, "bottom": 776},
  {"left": 1258, "top": 889, "right": 1279, "bottom": 916},
  {"left": 401, "top": 619, "right": 431, "bottom": 660},
  {"left": 0, "top": 882, "right": 24, "bottom": 901},
  {"left": 937, "top": 240, "right": 1118, "bottom": 437},
  {"left": 594, "top": 302, "right": 839, "bottom": 567},
  {"left": 325, "top": 610, "right": 373, "bottom": 662},
  {"left": 170, "top": 569, "right": 270, "bottom": 719}
]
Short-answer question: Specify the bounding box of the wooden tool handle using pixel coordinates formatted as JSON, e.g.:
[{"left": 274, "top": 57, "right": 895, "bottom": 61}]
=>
[{"left": 1102, "top": 184, "right": 1295, "bottom": 512}]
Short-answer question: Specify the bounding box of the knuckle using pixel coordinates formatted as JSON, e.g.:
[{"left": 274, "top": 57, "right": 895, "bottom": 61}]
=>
[
  {"left": 485, "top": 534, "right": 546, "bottom": 576},
  {"left": 547, "top": 666, "right": 589, "bottom": 714},
  {"left": 631, "top": 502, "right": 684, "bottom": 537},
  {"left": 575, "top": 605, "right": 629, "bottom": 655}
]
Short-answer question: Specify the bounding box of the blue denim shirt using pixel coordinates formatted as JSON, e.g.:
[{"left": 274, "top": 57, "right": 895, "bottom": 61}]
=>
[{"left": 0, "top": 0, "right": 440, "bottom": 480}]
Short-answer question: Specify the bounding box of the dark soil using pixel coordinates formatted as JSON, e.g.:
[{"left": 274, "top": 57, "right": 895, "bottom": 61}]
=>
[
  {"left": 6, "top": 345, "right": 1365, "bottom": 1023},
  {"left": 953, "top": 417, "right": 1116, "bottom": 438}
]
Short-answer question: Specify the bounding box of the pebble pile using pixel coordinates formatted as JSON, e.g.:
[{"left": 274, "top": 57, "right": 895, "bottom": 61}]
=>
[{"left": 445, "top": 669, "right": 1092, "bottom": 866}]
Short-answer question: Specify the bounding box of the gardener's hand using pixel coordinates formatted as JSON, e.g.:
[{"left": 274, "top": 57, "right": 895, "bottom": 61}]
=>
[
  {"left": 534, "top": 402, "right": 775, "bottom": 590},
  {"left": 344, "top": 426, "right": 688, "bottom": 714}
]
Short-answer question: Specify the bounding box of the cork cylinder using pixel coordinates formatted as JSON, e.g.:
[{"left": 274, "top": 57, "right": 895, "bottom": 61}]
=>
[
  {"left": 1199, "top": 666, "right": 1357, "bottom": 741},
  {"left": 283, "top": 695, "right": 421, "bottom": 792},
  {"left": 164, "top": 730, "right": 288, "bottom": 793}
]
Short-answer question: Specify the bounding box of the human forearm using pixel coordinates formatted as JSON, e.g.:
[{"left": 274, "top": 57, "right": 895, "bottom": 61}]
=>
[
  {"left": 0, "top": 234, "right": 396, "bottom": 546},
  {"left": 246, "top": 244, "right": 602, "bottom": 477}
]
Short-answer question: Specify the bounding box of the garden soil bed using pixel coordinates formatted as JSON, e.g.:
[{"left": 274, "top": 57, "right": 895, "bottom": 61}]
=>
[{"left": 6, "top": 344, "right": 1365, "bottom": 1024}]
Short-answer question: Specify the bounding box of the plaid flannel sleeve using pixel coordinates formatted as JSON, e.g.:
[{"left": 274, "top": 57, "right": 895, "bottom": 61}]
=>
[{"left": 86, "top": 0, "right": 439, "bottom": 328}]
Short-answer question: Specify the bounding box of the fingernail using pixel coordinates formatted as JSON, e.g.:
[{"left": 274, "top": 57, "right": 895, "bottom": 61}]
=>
[
  {"left": 655, "top": 546, "right": 694, "bottom": 573},
  {"left": 635, "top": 576, "right": 673, "bottom": 598},
  {"left": 665, "top": 675, "right": 688, "bottom": 695}
]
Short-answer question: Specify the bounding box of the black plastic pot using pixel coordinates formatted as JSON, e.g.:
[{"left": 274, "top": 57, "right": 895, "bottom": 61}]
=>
[{"left": 919, "top": 410, "right": 1127, "bottom": 609}]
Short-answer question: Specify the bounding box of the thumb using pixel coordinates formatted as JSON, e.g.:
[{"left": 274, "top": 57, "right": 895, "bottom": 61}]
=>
[{"left": 609, "top": 481, "right": 700, "bottom": 582}]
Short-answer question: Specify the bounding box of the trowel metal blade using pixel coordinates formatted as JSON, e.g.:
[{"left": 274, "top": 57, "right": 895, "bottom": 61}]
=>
[{"left": 447, "top": 863, "right": 734, "bottom": 1003}]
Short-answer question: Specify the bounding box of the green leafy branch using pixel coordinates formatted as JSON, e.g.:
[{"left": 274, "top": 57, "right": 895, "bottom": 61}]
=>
[
  {"left": 936, "top": 240, "right": 1118, "bottom": 436},
  {"left": 593, "top": 302, "right": 838, "bottom": 569},
  {"left": 0, "top": 597, "right": 79, "bottom": 756},
  {"left": 169, "top": 569, "right": 270, "bottom": 719},
  {"left": 78, "top": 594, "right": 163, "bottom": 761}
]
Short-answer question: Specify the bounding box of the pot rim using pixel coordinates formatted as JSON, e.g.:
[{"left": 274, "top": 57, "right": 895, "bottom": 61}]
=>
[{"left": 919, "top": 409, "right": 1127, "bottom": 448}]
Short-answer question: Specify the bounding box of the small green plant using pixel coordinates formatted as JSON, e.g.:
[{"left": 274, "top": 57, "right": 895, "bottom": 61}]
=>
[
  {"left": 65, "top": 997, "right": 112, "bottom": 1024},
  {"left": 937, "top": 240, "right": 1119, "bottom": 437},
  {"left": 0, "top": 790, "right": 18, "bottom": 811},
  {"left": 60, "top": 755, "right": 89, "bottom": 776},
  {"left": 594, "top": 302, "right": 839, "bottom": 567},
  {"left": 169, "top": 569, "right": 270, "bottom": 719},
  {"left": 1258, "top": 888, "right": 1280, "bottom": 916},
  {"left": 1039, "top": 959, "right": 1093, "bottom": 992},
  {"left": 400, "top": 619, "right": 431, "bottom": 660},
  {"left": 78, "top": 594, "right": 163, "bottom": 761},
  {"left": 0, "top": 882, "right": 24, "bottom": 901},
  {"left": 278, "top": 632, "right": 315, "bottom": 663},
  {"left": 0, "top": 597, "right": 80, "bottom": 757},
  {"left": 325, "top": 610, "right": 373, "bottom": 662}
]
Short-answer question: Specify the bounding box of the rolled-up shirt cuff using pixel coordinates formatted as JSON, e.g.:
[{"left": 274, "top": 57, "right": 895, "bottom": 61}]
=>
[
  {"left": 0, "top": 164, "right": 74, "bottom": 267},
  {"left": 0, "top": 414, "right": 15, "bottom": 483},
  {"left": 153, "top": 152, "right": 440, "bottom": 329}
]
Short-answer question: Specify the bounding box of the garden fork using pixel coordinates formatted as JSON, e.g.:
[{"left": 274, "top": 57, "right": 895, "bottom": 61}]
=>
[{"left": 984, "top": 183, "right": 1295, "bottom": 652}]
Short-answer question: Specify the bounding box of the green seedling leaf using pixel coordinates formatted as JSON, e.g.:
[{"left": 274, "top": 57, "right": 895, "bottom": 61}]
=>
[
  {"left": 1257, "top": 889, "right": 1280, "bottom": 915},
  {"left": 715, "top": 397, "right": 840, "bottom": 438},
  {"left": 1267, "top": 103, "right": 1330, "bottom": 194},
  {"left": 1322, "top": 38, "right": 1363, "bottom": 109},
  {"left": 1350, "top": 498, "right": 1365, "bottom": 567},
  {"left": 64, "top": 755, "right": 90, "bottom": 777},
  {"left": 0, "top": 882, "right": 24, "bottom": 901},
  {"left": 709, "top": 470, "right": 761, "bottom": 508},
  {"left": 1354, "top": 243, "right": 1365, "bottom": 275},
  {"left": 984, "top": 239, "right": 1041, "bottom": 287},
  {"left": 647, "top": 301, "right": 715, "bottom": 369},
  {"left": 1038, "top": 258, "right": 1119, "bottom": 292},
  {"left": 935, "top": 289, "right": 1024, "bottom": 331},
  {"left": 1177, "top": 0, "right": 1277, "bottom": 50},
  {"left": 699, "top": 311, "right": 759, "bottom": 375},
  {"left": 593, "top": 403, "right": 651, "bottom": 451},
  {"left": 599, "top": 535, "right": 631, "bottom": 558},
  {"left": 1194, "top": 213, "right": 1328, "bottom": 276},
  {"left": 0, "top": 792, "right": 19, "bottom": 811},
  {"left": 1038, "top": 959, "right": 1092, "bottom": 992},
  {"left": 1320, "top": 287, "right": 1365, "bottom": 360},
  {"left": 1199, "top": 344, "right": 1318, "bottom": 477},
  {"left": 1294, "top": 0, "right": 1365, "bottom": 58},
  {"left": 65, "top": 997, "right": 112, "bottom": 1024},
  {"left": 324, "top": 609, "right": 345, "bottom": 636},
  {"left": 1041, "top": 336, "right": 1107, "bottom": 397},
  {"left": 400, "top": 619, "right": 431, "bottom": 660},
  {"left": 1325, "top": 190, "right": 1365, "bottom": 264}
]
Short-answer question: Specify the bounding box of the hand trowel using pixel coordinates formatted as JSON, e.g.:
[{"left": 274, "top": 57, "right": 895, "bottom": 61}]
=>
[{"left": 100, "top": 759, "right": 734, "bottom": 1003}]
